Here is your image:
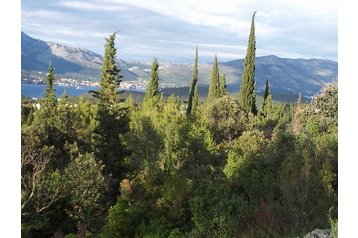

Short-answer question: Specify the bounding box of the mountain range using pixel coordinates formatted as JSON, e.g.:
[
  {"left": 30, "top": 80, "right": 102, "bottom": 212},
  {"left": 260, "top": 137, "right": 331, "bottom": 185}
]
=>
[{"left": 21, "top": 32, "right": 338, "bottom": 98}]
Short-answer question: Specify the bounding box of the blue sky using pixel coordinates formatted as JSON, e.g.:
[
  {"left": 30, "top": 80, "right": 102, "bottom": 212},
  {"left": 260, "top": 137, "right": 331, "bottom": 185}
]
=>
[{"left": 21, "top": 0, "right": 337, "bottom": 63}]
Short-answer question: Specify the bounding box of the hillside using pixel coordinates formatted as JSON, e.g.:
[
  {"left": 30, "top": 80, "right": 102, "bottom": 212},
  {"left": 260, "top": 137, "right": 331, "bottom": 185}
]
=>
[{"left": 21, "top": 32, "right": 337, "bottom": 98}]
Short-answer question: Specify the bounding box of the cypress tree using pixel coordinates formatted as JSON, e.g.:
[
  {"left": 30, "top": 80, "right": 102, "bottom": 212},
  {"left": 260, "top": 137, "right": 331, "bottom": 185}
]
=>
[
  {"left": 192, "top": 84, "right": 199, "bottom": 112},
  {"left": 218, "top": 74, "right": 227, "bottom": 97},
  {"left": 35, "top": 63, "right": 58, "bottom": 131},
  {"left": 57, "top": 90, "right": 76, "bottom": 141},
  {"left": 145, "top": 58, "right": 160, "bottom": 102},
  {"left": 263, "top": 78, "right": 270, "bottom": 104},
  {"left": 91, "top": 32, "right": 130, "bottom": 180},
  {"left": 42, "top": 63, "right": 57, "bottom": 117},
  {"left": 186, "top": 46, "right": 199, "bottom": 115},
  {"left": 30, "top": 63, "right": 62, "bottom": 159},
  {"left": 238, "top": 11, "right": 257, "bottom": 115},
  {"left": 207, "top": 54, "right": 220, "bottom": 101},
  {"left": 261, "top": 78, "right": 273, "bottom": 117}
]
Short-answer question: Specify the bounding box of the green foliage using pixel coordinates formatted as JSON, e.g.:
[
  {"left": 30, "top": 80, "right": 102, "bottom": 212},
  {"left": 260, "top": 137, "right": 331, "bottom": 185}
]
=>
[
  {"left": 64, "top": 153, "right": 107, "bottom": 235},
  {"left": 329, "top": 207, "right": 338, "bottom": 238},
  {"left": 192, "top": 83, "right": 199, "bottom": 112},
  {"left": 223, "top": 130, "right": 267, "bottom": 179},
  {"left": 207, "top": 54, "right": 221, "bottom": 101},
  {"left": 158, "top": 96, "right": 193, "bottom": 173},
  {"left": 238, "top": 12, "right": 257, "bottom": 115},
  {"left": 203, "top": 95, "right": 248, "bottom": 143},
  {"left": 276, "top": 135, "right": 335, "bottom": 235},
  {"left": 28, "top": 64, "right": 59, "bottom": 147},
  {"left": 64, "top": 233, "right": 77, "bottom": 238},
  {"left": 260, "top": 78, "right": 273, "bottom": 117},
  {"left": 218, "top": 74, "right": 227, "bottom": 97},
  {"left": 145, "top": 58, "right": 161, "bottom": 102},
  {"left": 22, "top": 65, "right": 76, "bottom": 170},
  {"left": 21, "top": 69, "right": 338, "bottom": 238},
  {"left": 73, "top": 97, "right": 97, "bottom": 151},
  {"left": 305, "top": 83, "right": 338, "bottom": 135},
  {"left": 21, "top": 25, "right": 337, "bottom": 237},
  {"left": 256, "top": 81, "right": 282, "bottom": 138},
  {"left": 311, "top": 83, "right": 338, "bottom": 121},
  {"left": 56, "top": 92, "right": 77, "bottom": 143},
  {"left": 189, "top": 179, "right": 250, "bottom": 237},
  {"left": 186, "top": 46, "right": 199, "bottom": 115},
  {"left": 102, "top": 196, "right": 142, "bottom": 237},
  {"left": 21, "top": 145, "right": 67, "bottom": 237},
  {"left": 21, "top": 104, "right": 34, "bottom": 125},
  {"left": 91, "top": 32, "right": 130, "bottom": 179},
  {"left": 43, "top": 63, "right": 58, "bottom": 116},
  {"left": 124, "top": 96, "right": 165, "bottom": 172}
]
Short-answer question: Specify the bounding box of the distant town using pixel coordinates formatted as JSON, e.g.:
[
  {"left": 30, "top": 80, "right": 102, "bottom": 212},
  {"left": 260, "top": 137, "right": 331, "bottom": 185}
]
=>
[{"left": 21, "top": 71, "right": 178, "bottom": 91}]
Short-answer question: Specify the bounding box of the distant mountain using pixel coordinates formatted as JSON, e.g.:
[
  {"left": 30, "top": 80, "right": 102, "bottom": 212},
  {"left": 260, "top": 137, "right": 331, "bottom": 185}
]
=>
[
  {"left": 21, "top": 32, "right": 338, "bottom": 97},
  {"left": 222, "top": 55, "right": 337, "bottom": 97},
  {"left": 21, "top": 32, "right": 101, "bottom": 77},
  {"left": 120, "top": 57, "right": 337, "bottom": 97}
]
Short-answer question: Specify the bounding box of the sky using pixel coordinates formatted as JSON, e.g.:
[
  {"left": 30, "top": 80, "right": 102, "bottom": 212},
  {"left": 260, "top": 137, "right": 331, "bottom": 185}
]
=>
[{"left": 22, "top": 0, "right": 337, "bottom": 63}]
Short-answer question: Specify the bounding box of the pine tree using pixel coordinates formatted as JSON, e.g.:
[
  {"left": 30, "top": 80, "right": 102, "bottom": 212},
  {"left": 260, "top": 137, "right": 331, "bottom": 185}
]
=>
[
  {"left": 91, "top": 32, "right": 130, "bottom": 180},
  {"left": 238, "top": 11, "right": 257, "bottom": 115},
  {"left": 186, "top": 46, "right": 199, "bottom": 115},
  {"left": 207, "top": 54, "right": 220, "bottom": 101},
  {"left": 261, "top": 78, "right": 273, "bottom": 117},
  {"left": 218, "top": 74, "right": 227, "bottom": 97},
  {"left": 145, "top": 58, "right": 160, "bottom": 102}
]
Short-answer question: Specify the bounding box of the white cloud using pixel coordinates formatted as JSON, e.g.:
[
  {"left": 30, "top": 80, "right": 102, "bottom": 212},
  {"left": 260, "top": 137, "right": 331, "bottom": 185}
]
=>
[
  {"left": 22, "top": 0, "right": 337, "bottom": 62},
  {"left": 107, "top": 0, "right": 337, "bottom": 38},
  {"left": 58, "top": 1, "right": 129, "bottom": 11}
]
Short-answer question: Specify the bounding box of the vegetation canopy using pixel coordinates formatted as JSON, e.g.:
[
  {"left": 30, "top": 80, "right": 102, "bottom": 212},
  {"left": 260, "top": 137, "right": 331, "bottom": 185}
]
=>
[{"left": 21, "top": 14, "right": 338, "bottom": 238}]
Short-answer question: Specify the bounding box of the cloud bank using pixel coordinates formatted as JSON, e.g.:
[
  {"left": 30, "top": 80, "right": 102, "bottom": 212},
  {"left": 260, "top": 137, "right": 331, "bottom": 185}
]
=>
[{"left": 21, "top": 0, "right": 337, "bottom": 63}]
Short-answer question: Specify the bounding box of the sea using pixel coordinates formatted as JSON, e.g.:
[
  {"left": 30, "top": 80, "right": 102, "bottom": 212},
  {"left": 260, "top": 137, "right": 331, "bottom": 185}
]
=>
[{"left": 21, "top": 84, "right": 100, "bottom": 98}]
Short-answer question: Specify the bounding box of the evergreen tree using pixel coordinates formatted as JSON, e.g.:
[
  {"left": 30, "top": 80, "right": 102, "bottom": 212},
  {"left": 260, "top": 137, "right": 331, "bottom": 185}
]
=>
[
  {"left": 238, "top": 11, "right": 257, "bottom": 115},
  {"left": 26, "top": 107, "right": 34, "bottom": 125},
  {"left": 145, "top": 58, "right": 160, "bottom": 102},
  {"left": 28, "top": 63, "right": 60, "bottom": 149},
  {"left": 186, "top": 46, "right": 199, "bottom": 115},
  {"left": 42, "top": 63, "right": 58, "bottom": 124},
  {"left": 218, "top": 74, "right": 227, "bottom": 97},
  {"left": 261, "top": 78, "right": 273, "bottom": 117},
  {"left": 207, "top": 54, "right": 220, "bottom": 101},
  {"left": 192, "top": 84, "right": 199, "bottom": 111},
  {"left": 91, "top": 32, "right": 130, "bottom": 179},
  {"left": 56, "top": 90, "right": 76, "bottom": 142},
  {"left": 263, "top": 78, "right": 270, "bottom": 104}
]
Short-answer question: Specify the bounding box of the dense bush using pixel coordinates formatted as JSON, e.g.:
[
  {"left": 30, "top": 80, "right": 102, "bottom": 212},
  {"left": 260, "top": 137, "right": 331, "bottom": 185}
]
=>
[{"left": 21, "top": 35, "right": 337, "bottom": 237}]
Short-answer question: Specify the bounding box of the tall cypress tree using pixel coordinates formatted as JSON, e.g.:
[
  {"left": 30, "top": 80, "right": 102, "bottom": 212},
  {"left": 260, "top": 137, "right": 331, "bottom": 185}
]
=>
[
  {"left": 261, "top": 78, "right": 273, "bottom": 117},
  {"left": 145, "top": 58, "right": 160, "bottom": 102},
  {"left": 91, "top": 32, "right": 130, "bottom": 180},
  {"left": 186, "top": 46, "right": 199, "bottom": 115},
  {"left": 42, "top": 63, "right": 57, "bottom": 120},
  {"left": 192, "top": 84, "right": 199, "bottom": 112},
  {"left": 238, "top": 11, "right": 257, "bottom": 115},
  {"left": 30, "top": 63, "right": 63, "bottom": 164},
  {"left": 218, "top": 74, "right": 227, "bottom": 97},
  {"left": 34, "top": 63, "right": 58, "bottom": 134},
  {"left": 207, "top": 54, "right": 220, "bottom": 101},
  {"left": 263, "top": 78, "right": 270, "bottom": 104}
]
